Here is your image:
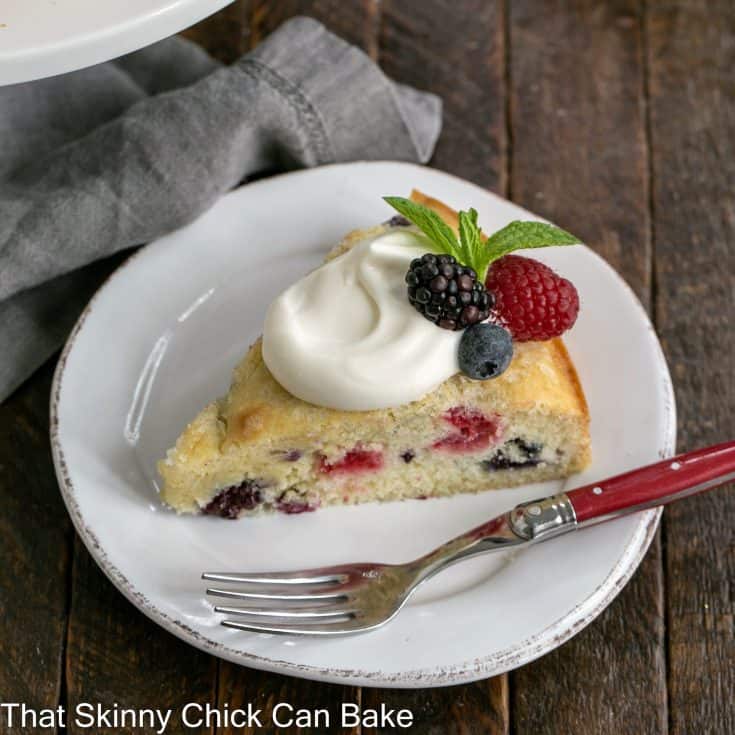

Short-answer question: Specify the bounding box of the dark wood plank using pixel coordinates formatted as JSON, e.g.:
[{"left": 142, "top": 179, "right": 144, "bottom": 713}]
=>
[
  {"left": 248, "top": 0, "right": 379, "bottom": 56},
  {"left": 509, "top": 0, "right": 651, "bottom": 306},
  {"left": 512, "top": 539, "right": 666, "bottom": 734},
  {"left": 646, "top": 2, "right": 735, "bottom": 734},
  {"left": 65, "top": 539, "right": 217, "bottom": 735},
  {"left": 0, "top": 365, "right": 71, "bottom": 734},
  {"left": 360, "top": 2, "right": 510, "bottom": 733},
  {"left": 508, "top": 2, "right": 666, "bottom": 734},
  {"left": 379, "top": 0, "right": 506, "bottom": 193},
  {"left": 182, "top": 0, "right": 251, "bottom": 63},
  {"left": 363, "top": 676, "right": 508, "bottom": 735}
]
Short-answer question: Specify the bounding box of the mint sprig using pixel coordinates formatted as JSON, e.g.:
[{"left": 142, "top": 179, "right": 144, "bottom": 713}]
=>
[
  {"left": 383, "top": 196, "right": 457, "bottom": 255},
  {"left": 384, "top": 196, "right": 579, "bottom": 281},
  {"left": 485, "top": 220, "right": 579, "bottom": 260},
  {"left": 458, "top": 208, "right": 482, "bottom": 267}
]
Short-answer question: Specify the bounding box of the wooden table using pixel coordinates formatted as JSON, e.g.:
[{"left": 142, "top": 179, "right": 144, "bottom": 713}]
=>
[{"left": 2, "top": 1, "right": 733, "bottom": 733}]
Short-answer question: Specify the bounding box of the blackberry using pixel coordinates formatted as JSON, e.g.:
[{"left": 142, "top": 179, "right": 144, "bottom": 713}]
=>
[
  {"left": 482, "top": 438, "right": 543, "bottom": 471},
  {"left": 406, "top": 253, "right": 494, "bottom": 330},
  {"left": 385, "top": 214, "right": 411, "bottom": 227},
  {"left": 203, "top": 479, "right": 263, "bottom": 519}
]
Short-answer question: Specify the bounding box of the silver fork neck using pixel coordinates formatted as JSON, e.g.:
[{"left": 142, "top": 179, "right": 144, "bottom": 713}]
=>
[
  {"left": 408, "top": 494, "right": 578, "bottom": 587},
  {"left": 509, "top": 493, "right": 577, "bottom": 541}
]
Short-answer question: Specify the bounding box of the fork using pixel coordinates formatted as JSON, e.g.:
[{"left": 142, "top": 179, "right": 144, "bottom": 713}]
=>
[{"left": 204, "top": 441, "right": 735, "bottom": 636}]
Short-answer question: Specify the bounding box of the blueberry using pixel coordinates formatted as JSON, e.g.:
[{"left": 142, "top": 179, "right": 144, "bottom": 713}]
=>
[{"left": 458, "top": 323, "right": 513, "bottom": 380}]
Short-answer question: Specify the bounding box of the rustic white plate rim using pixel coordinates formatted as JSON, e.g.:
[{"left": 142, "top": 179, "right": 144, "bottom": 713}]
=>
[{"left": 50, "top": 161, "right": 676, "bottom": 688}]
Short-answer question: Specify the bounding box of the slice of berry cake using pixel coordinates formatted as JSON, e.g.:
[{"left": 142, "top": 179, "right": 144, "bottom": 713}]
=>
[{"left": 159, "top": 193, "right": 590, "bottom": 517}]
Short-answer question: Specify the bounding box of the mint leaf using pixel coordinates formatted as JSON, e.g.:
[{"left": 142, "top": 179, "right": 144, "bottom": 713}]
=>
[
  {"left": 485, "top": 221, "right": 579, "bottom": 261},
  {"left": 384, "top": 196, "right": 580, "bottom": 283},
  {"left": 458, "top": 208, "right": 481, "bottom": 270},
  {"left": 383, "top": 197, "right": 458, "bottom": 256}
]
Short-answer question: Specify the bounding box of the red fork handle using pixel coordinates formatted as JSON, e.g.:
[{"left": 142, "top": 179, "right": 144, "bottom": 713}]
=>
[{"left": 567, "top": 441, "right": 735, "bottom": 524}]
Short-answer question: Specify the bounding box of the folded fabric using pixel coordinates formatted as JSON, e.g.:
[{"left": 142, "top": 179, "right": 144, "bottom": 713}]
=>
[{"left": 0, "top": 16, "right": 442, "bottom": 402}]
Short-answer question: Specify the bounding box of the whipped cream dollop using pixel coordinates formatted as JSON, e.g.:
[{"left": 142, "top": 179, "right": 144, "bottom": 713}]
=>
[{"left": 262, "top": 229, "right": 462, "bottom": 410}]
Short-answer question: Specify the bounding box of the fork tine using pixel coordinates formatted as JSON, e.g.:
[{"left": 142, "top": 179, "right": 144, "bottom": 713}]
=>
[
  {"left": 221, "top": 618, "right": 373, "bottom": 636},
  {"left": 214, "top": 604, "right": 355, "bottom": 619},
  {"left": 206, "top": 586, "right": 347, "bottom": 602},
  {"left": 202, "top": 571, "right": 347, "bottom": 585}
]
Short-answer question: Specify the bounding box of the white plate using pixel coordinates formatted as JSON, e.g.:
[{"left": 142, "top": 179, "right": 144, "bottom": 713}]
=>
[
  {"left": 51, "top": 162, "right": 676, "bottom": 688},
  {"left": 0, "top": 0, "right": 232, "bottom": 85}
]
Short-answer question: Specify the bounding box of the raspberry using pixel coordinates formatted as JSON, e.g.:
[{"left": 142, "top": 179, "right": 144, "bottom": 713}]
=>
[
  {"left": 485, "top": 255, "right": 579, "bottom": 342},
  {"left": 432, "top": 406, "right": 502, "bottom": 454},
  {"left": 317, "top": 447, "right": 384, "bottom": 475}
]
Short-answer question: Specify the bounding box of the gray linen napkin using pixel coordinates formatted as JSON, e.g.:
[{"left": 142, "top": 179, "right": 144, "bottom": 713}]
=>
[{"left": 0, "top": 16, "right": 442, "bottom": 401}]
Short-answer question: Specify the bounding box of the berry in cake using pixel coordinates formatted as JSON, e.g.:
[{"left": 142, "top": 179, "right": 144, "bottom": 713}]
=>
[
  {"left": 386, "top": 214, "right": 411, "bottom": 227},
  {"left": 158, "top": 191, "right": 590, "bottom": 518},
  {"left": 318, "top": 447, "right": 385, "bottom": 475},
  {"left": 431, "top": 406, "right": 503, "bottom": 454},
  {"left": 482, "top": 438, "right": 545, "bottom": 471},
  {"left": 202, "top": 479, "right": 263, "bottom": 519}
]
